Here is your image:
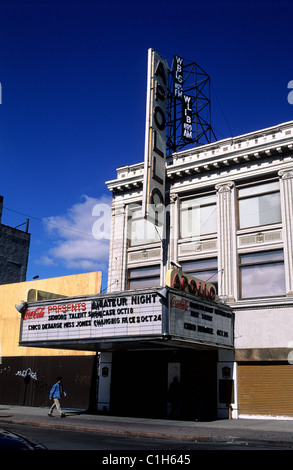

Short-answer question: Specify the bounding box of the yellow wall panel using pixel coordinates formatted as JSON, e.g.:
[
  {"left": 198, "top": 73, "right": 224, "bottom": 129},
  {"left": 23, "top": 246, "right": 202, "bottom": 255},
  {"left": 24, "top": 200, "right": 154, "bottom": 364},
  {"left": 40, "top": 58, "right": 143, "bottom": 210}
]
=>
[{"left": 0, "top": 271, "right": 101, "bottom": 358}]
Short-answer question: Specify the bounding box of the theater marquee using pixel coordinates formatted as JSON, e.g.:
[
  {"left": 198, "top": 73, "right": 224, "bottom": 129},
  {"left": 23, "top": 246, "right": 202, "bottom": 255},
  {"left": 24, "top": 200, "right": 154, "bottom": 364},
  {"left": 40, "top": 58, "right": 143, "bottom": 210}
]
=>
[
  {"left": 19, "top": 286, "right": 233, "bottom": 351},
  {"left": 19, "top": 291, "right": 163, "bottom": 347}
]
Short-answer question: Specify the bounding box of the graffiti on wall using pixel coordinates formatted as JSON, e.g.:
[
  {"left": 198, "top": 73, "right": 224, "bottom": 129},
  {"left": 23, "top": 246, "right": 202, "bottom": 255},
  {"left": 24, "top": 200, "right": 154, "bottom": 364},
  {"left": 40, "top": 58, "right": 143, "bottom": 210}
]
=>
[{"left": 15, "top": 368, "right": 38, "bottom": 381}]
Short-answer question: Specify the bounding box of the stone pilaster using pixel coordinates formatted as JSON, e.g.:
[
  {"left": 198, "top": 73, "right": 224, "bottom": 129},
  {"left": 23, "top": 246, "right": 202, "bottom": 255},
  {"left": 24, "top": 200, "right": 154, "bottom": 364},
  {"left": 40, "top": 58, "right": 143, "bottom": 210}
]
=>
[
  {"left": 279, "top": 169, "right": 293, "bottom": 295},
  {"left": 168, "top": 193, "right": 179, "bottom": 269},
  {"left": 216, "top": 181, "right": 237, "bottom": 301},
  {"left": 107, "top": 202, "right": 127, "bottom": 292}
]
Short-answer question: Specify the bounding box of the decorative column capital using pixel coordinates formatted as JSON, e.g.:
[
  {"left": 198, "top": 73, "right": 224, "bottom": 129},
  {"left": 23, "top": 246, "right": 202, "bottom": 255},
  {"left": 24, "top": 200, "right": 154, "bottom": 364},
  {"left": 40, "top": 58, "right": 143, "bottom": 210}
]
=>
[
  {"left": 169, "top": 193, "right": 178, "bottom": 204},
  {"left": 278, "top": 169, "right": 293, "bottom": 180},
  {"left": 215, "top": 181, "right": 234, "bottom": 193},
  {"left": 113, "top": 204, "right": 126, "bottom": 216}
]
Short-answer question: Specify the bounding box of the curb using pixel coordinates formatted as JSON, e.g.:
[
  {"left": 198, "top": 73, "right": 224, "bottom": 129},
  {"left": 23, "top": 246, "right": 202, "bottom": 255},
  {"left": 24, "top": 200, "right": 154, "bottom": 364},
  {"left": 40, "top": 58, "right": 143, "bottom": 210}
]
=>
[
  {"left": 0, "top": 416, "right": 210, "bottom": 441},
  {"left": 1, "top": 415, "right": 293, "bottom": 448}
]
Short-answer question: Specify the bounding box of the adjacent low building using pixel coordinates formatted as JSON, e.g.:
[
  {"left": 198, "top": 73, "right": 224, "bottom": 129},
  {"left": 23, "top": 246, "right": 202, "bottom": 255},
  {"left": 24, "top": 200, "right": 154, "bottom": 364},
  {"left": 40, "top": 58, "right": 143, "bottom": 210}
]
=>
[{"left": 0, "top": 272, "right": 101, "bottom": 409}]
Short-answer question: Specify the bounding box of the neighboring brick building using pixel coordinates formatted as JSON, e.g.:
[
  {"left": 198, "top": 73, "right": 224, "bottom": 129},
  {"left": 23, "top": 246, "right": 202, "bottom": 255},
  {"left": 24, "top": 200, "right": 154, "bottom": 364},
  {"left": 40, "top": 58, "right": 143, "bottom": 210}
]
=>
[{"left": 0, "top": 196, "right": 30, "bottom": 284}]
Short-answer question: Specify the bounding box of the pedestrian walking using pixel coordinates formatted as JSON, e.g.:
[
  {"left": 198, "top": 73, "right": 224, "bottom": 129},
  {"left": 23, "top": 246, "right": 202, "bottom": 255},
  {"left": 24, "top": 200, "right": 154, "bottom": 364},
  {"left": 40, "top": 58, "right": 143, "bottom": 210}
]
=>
[{"left": 48, "top": 376, "right": 67, "bottom": 417}]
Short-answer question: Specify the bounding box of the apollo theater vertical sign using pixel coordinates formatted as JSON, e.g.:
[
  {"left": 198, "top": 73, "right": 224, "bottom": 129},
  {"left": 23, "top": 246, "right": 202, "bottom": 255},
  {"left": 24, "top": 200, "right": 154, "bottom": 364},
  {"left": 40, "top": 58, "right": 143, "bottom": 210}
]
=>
[{"left": 142, "top": 49, "right": 168, "bottom": 227}]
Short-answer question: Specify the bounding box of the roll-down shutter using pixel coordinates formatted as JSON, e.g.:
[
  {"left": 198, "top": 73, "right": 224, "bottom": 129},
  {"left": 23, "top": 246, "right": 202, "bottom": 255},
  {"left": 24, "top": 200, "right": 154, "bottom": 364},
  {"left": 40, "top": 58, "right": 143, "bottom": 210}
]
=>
[{"left": 238, "top": 363, "right": 293, "bottom": 417}]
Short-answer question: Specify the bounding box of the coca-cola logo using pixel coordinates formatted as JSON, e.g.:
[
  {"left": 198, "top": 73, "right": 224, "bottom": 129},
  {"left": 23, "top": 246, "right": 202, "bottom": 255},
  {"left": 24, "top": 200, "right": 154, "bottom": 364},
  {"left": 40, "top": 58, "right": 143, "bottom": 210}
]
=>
[
  {"left": 23, "top": 307, "right": 45, "bottom": 320},
  {"left": 171, "top": 296, "right": 189, "bottom": 311}
]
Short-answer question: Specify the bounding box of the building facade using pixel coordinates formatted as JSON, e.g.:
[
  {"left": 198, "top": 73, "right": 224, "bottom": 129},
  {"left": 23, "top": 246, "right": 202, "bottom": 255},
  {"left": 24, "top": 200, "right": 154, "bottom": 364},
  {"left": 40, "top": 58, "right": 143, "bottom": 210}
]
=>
[
  {"left": 0, "top": 196, "right": 30, "bottom": 284},
  {"left": 105, "top": 120, "right": 293, "bottom": 419}
]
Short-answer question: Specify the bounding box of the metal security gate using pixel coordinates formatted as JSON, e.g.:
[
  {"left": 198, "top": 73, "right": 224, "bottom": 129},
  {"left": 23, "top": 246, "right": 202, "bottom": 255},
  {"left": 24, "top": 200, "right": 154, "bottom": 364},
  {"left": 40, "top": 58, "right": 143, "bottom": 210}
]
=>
[
  {"left": 238, "top": 363, "right": 293, "bottom": 417},
  {"left": 0, "top": 355, "right": 97, "bottom": 409}
]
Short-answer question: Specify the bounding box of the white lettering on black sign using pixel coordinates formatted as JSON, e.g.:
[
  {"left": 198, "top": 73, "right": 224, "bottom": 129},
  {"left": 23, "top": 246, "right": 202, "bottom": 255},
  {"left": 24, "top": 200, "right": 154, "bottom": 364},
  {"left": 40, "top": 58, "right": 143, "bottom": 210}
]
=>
[
  {"left": 174, "top": 55, "right": 183, "bottom": 99},
  {"left": 182, "top": 94, "right": 193, "bottom": 141}
]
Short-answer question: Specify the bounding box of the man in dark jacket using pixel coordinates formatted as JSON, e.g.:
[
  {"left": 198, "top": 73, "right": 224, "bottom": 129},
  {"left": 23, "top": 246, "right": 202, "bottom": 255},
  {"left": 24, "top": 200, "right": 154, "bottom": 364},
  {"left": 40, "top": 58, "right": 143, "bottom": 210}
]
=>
[{"left": 48, "top": 376, "right": 67, "bottom": 417}]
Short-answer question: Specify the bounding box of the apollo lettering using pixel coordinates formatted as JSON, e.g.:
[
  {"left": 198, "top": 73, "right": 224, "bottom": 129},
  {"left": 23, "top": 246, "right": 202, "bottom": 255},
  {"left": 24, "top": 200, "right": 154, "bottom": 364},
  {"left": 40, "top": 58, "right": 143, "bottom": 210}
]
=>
[
  {"left": 143, "top": 49, "right": 168, "bottom": 224},
  {"left": 167, "top": 269, "right": 216, "bottom": 302},
  {"left": 150, "top": 58, "right": 167, "bottom": 209}
]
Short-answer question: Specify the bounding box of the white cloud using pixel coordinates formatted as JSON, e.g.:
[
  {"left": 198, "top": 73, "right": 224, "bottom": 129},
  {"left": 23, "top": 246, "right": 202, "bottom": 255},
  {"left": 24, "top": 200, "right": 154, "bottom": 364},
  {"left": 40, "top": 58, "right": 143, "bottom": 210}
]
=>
[
  {"left": 36, "top": 255, "right": 57, "bottom": 266},
  {"left": 41, "top": 195, "right": 112, "bottom": 272}
]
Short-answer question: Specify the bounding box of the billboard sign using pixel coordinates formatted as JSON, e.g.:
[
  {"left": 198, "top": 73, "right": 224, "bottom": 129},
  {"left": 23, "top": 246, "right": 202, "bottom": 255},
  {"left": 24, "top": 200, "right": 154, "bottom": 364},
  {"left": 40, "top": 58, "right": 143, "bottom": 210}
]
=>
[{"left": 142, "top": 49, "right": 168, "bottom": 226}]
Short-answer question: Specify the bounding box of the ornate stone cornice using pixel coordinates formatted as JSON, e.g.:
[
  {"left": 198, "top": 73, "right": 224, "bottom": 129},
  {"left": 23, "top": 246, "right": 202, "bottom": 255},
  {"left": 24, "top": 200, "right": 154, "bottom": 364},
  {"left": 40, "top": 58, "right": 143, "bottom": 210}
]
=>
[{"left": 106, "top": 121, "right": 293, "bottom": 193}]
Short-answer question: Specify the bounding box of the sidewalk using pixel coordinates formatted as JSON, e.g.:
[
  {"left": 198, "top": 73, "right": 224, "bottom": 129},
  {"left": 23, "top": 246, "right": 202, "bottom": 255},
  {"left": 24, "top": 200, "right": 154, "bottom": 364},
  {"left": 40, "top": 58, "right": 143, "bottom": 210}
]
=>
[{"left": 1, "top": 405, "right": 293, "bottom": 448}]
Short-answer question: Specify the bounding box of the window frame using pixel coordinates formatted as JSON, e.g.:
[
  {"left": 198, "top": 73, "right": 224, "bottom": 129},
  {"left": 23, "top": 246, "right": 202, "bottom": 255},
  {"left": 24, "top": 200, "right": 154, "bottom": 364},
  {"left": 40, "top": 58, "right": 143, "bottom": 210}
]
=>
[
  {"left": 127, "top": 204, "right": 161, "bottom": 247},
  {"left": 127, "top": 264, "right": 161, "bottom": 290},
  {"left": 179, "top": 191, "right": 217, "bottom": 239},
  {"left": 180, "top": 257, "right": 218, "bottom": 291},
  {"left": 237, "top": 179, "right": 281, "bottom": 230},
  {"left": 239, "top": 249, "right": 286, "bottom": 299}
]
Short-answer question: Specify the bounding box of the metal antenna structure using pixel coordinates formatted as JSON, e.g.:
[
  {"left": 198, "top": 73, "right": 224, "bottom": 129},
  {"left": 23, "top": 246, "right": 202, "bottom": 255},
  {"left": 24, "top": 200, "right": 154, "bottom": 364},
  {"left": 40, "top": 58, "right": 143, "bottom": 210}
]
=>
[{"left": 166, "top": 56, "right": 217, "bottom": 155}]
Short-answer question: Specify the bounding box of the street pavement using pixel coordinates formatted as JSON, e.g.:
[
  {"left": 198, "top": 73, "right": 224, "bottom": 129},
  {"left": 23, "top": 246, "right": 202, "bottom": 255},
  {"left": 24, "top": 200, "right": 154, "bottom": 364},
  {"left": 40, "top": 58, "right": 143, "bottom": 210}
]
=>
[{"left": 0, "top": 405, "right": 293, "bottom": 448}]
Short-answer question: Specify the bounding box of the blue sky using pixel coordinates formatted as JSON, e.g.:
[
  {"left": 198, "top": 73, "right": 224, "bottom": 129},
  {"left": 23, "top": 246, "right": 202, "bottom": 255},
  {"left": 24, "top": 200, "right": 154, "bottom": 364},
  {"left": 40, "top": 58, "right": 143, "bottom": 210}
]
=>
[{"left": 0, "top": 0, "right": 292, "bottom": 292}]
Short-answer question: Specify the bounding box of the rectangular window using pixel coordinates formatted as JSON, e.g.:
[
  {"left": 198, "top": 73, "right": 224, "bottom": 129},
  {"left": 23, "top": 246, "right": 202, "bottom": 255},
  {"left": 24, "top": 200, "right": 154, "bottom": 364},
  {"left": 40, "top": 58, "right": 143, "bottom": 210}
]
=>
[
  {"left": 128, "top": 207, "right": 160, "bottom": 246},
  {"left": 128, "top": 265, "right": 160, "bottom": 290},
  {"left": 238, "top": 181, "right": 281, "bottom": 229},
  {"left": 180, "top": 258, "right": 218, "bottom": 292},
  {"left": 180, "top": 194, "right": 217, "bottom": 238},
  {"left": 239, "top": 250, "right": 285, "bottom": 299}
]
